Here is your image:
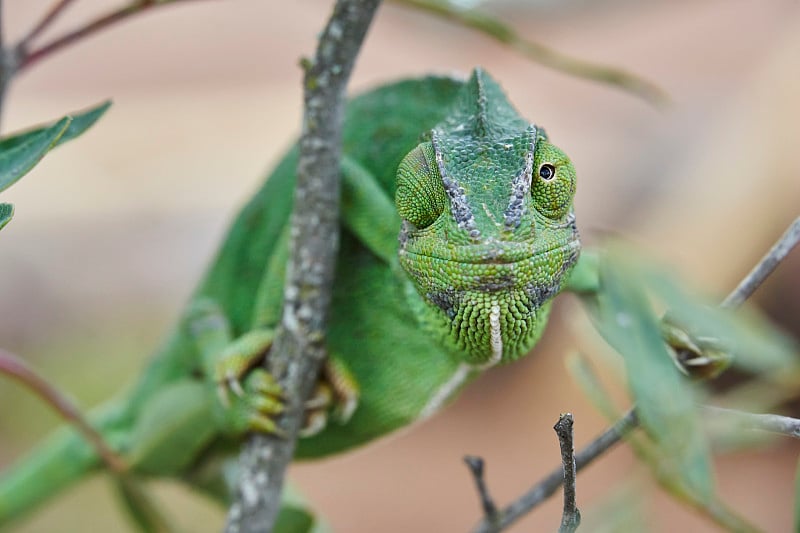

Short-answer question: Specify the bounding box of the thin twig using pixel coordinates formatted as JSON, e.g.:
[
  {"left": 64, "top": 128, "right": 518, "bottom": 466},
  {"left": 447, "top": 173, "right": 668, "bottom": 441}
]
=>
[
  {"left": 555, "top": 413, "right": 581, "bottom": 533},
  {"left": 471, "top": 409, "right": 637, "bottom": 533},
  {"left": 472, "top": 215, "right": 800, "bottom": 532},
  {"left": 464, "top": 456, "right": 499, "bottom": 525},
  {"left": 721, "top": 216, "right": 800, "bottom": 309},
  {"left": 17, "top": 0, "right": 78, "bottom": 50},
  {"left": 16, "top": 0, "right": 201, "bottom": 72},
  {"left": 702, "top": 405, "right": 800, "bottom": 439},
  {"left": 0, "top": 348, "right": 127, "bottom": 473},
  {"left": 224, "top": 2, "right": 381, "bottom": 531},
  {"left": 391, "top": 0, "right": 669, "bottom": 107}
]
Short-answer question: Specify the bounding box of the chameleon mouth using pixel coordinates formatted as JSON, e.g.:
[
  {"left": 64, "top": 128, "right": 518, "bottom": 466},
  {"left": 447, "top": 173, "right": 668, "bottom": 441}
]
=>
[{"left": 401, "top": 238, "right": 580, "bottom": 266}]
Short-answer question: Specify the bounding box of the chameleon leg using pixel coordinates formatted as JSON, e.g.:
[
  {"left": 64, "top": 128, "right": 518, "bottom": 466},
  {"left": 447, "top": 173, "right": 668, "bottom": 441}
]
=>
[
  {"left": 299, "top": 356, "right": 360, "bottom": 437},
  {"left": 186, "top": 299, "right": 358, "bottom": 437},
  {"left": 184, "top": 300, "right": 284, "bottom": 436},
  {"left": 563, "top": 249, "right": 600, "bottom": 294},
  {"left": 340, "top": 155, "right": 402, "bottom": 266}
]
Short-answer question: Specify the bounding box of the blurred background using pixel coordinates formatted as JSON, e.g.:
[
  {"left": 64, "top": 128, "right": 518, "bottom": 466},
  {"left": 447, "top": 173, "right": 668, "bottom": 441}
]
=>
[{"left": 0, "top": 0, "right": 799, "bottom": 531}]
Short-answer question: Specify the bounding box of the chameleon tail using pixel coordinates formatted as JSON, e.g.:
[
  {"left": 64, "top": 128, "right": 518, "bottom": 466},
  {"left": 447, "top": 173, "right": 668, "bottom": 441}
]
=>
[{"left": 0, "top": 403, "right": 125, "bottom": 526}]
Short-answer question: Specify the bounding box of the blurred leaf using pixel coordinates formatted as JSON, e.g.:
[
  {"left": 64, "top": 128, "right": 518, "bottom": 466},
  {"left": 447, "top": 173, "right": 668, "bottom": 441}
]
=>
[
  {"left": 0, "top": 100, "right": 111, "bottom": 195},
  {"left": 0, "top": 203, "right": 12, "bottom": 231},
  {"left": 0, "top": 117, "right": 70, "bottom": 194},
  {"left": 595, "top": 251, "right": 714, "bottom": 503}
]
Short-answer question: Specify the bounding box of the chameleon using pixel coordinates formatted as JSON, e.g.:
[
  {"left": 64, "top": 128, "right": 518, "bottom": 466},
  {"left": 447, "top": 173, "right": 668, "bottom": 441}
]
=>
[{"left": 0, "top": 68, "right": 600, "bottom": 529}]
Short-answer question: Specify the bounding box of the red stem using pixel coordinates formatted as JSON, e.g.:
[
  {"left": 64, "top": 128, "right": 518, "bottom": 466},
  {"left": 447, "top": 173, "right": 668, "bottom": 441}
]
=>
[
  {"left": 18, "top": 0, "right": 200, "bottom": 72},
  {"left": 0, "top": 347, "right": 127, "bottom": 473}
]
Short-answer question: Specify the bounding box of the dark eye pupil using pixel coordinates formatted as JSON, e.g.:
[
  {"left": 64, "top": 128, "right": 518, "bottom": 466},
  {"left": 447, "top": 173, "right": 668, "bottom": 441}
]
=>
[{"left": 539, "top": 164, "right": 555, "bottom": 181}]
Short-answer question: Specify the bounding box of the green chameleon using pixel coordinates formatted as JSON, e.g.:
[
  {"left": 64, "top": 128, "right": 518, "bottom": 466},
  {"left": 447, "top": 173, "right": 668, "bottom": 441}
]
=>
[{"left": 0, "top": 68, "right": 604, "bottom": 529}]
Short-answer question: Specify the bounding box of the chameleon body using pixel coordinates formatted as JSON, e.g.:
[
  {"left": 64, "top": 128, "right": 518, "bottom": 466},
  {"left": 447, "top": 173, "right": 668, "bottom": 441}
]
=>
[{"left": 0, "top": 69, "right": 586, "bottom": 527}]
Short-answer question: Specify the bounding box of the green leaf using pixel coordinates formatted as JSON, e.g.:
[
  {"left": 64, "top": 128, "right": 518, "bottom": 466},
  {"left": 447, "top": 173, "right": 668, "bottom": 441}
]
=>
[
  {"left": 0, "top": 100, "right": 112, "bottom": 194},
  {"left": 0, "top": 117, "right": 70, "bottom": 194},
  {"left": 0, "top": 100, "right": 111, "bottom": 153},
  {"left": 0, "top": 203, "right": 13, "bottom": 231},
  {"left": 595, "top": 251, "right": 715, "bottom": 503}
]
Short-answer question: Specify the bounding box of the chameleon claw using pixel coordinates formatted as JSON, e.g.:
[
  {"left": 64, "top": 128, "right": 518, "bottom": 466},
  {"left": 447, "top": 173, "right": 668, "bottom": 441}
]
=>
[
  {"left": 299, "top": 411, "right": 328, "bottom": 438},
  {"left": 249, "top": 414, "right": 287, "bottom": 438},
  {"left": 336, "top": 392, "right": 358, "bottom": 423},
  {"left": 251, "top": 394, "right": 284, "bottom": 416},
  {"left": 227, "top": 370, "right": 245, "bottom": 398},
  {"left": 304, "top": 384, "right": 332, "bottom": 410}
]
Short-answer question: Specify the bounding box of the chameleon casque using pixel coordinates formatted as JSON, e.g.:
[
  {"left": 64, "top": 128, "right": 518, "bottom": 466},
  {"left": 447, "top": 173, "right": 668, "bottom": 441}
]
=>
[{"left": 0, "top": 68, "right": 595, "bottom": 528}]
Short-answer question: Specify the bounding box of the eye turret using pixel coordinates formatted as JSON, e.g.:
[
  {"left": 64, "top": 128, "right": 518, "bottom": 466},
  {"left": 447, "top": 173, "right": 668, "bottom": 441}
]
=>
[
  {"left": 531, "top": 142, "right": 576, "bottom": 220},
  {"left": 395, "top": 143, "right": 447, "bottom": 229}
]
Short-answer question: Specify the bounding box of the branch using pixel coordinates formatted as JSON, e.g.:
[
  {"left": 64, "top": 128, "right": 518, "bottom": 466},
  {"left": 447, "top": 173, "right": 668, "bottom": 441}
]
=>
[
  {"left": 555, "top": 414, "right": 580, "bottom": 533},
  {"left": 721, "top": 216, "right": 800, "bottom": 309},
  {"left": 472, "top": 215, "right": 800, "bottom": 532},
  {"left": 464, "top": 456, "right": 499, "bottom": 525},
  {"left": 224, "top": 1, "right": 381, "bottom": 531},
  {"left": 702, "top": 405, "right": 800, "bottom": 439},
  {"left": 391, "top": 0, "right": 669, "bottom": 107},
  {"left": 16, "top": 0, "right": 78, "bottom": 50},
  {"left": 16, "top": 0, "right": 203, "bottom": 73},
  {"left": 0, "top": 348, "right": 126, "bottom": 473}
]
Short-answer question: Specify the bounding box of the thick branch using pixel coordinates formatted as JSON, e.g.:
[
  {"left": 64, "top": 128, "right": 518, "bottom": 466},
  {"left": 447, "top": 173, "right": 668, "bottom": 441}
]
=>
[{"left": 224, "top": 1, "right": 381, "bottom": 531}]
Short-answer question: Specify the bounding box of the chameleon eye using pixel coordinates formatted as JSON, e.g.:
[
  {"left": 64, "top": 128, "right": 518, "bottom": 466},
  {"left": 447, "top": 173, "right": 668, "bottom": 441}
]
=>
[
  {"left": 538, "top": 164, "right": 556, "bottom": 181},
  {"left": 531, "top": 143, "right": 576, "bottom": 220},
  {"left": 395, "top": 143, "right": 446, "bottom": 229}
]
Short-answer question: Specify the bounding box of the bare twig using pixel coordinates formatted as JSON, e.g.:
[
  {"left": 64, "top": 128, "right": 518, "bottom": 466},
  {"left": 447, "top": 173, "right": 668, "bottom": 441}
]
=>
[
  {"left": 17, "top": 0, "right": 78, "bottom": 50},
  {"left": 471, "top": 409, "right": 637, "bottom": 533},
  {"left": 555, "top": 414, "right": 580, "bottom": 533},
  {"left": 553, "top": 413, "right": 581, "bottom": 533},
  {"left": 721, "top": 216, "right": 800, "bottom": 309},
  {"left": 16, "top": 0, "right": 202, "bottom": 72},
  {"left": 0, "top": 348, "right": 127, "bottom": 473},
  {"left": 464, "top": 456, "right": 499, "bottom": 525},
  {"left": 224, "top": 2, "right": 381, "bottom": 531},
  {"left": 391, "top": 0, "right": 669, "bottom": 107},
  {"left": 702, "top": 405, "right": 800, "bottom": 439},
  {"left": 472, "top": 215, "right": 800, "bottom": 532}
]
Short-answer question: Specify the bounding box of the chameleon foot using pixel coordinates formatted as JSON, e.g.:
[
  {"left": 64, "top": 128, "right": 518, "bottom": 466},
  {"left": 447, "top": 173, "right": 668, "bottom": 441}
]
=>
[
  {"left": 661, "top": 318, "right": 731, "bottom": 379},
  {"left": 211, "top": 327, "right": 359, "bottom": 437},
  {"left": 298, "top": 358, "right": 360, "bottom": 437},
  {"left": 221, "top": 367, "right": 286, "bottom": 436}
]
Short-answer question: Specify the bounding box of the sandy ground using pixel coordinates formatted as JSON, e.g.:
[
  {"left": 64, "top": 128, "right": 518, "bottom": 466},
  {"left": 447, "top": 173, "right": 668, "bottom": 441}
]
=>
[{"left": 1, "top": 0, "right": 799, "bottom": 531}]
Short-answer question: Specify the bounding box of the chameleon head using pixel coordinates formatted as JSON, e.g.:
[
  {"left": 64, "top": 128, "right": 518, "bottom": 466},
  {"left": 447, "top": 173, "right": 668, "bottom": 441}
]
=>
[{"left": 395, "top": 69, "right": 580, "bottom": 366}]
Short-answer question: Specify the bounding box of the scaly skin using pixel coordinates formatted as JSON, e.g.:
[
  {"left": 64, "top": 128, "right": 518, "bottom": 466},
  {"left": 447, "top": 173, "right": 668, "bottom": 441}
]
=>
[{"left": 0, "top": 69, "right": 581, "bottom": 527}]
